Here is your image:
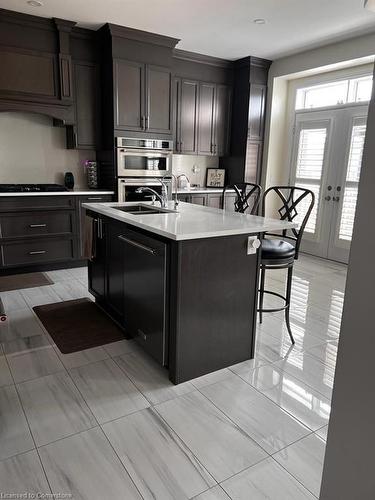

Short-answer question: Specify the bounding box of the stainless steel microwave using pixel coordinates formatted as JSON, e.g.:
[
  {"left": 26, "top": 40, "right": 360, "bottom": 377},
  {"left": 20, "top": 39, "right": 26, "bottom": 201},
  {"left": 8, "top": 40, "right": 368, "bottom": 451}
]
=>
[{"left": 116, "top": 137, "right": 173, "bottom": 178}]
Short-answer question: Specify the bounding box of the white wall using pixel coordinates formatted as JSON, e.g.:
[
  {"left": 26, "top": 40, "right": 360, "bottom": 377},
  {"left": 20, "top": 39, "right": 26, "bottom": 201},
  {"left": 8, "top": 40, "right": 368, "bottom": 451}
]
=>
[{"left": 0, "top": 112, "right": 95, "bottom": 187}]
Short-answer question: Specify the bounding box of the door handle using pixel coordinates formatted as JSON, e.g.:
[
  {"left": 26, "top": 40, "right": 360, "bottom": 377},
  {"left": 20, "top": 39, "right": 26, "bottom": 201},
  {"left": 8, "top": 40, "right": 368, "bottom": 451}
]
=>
[
  {"left": 118, "top": 235, "right": 156, "bottom": 255},
  {"left": 333, "top": 196, "right": 340, "bottom": 202},
  {"left": 141, "top": 116, "right": 145, "bottom": 130},
  {"left": 146, "top": 115, "right": 149, "bottom": 130},
  {"left": 325, "top": 195, "right": 331, "bottom": 201}
]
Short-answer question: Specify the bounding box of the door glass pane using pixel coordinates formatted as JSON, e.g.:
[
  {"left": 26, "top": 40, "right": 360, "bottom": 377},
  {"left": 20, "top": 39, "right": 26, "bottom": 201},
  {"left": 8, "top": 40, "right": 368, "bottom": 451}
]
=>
[
  {"left": 296, "top": 128, "right": 327, "bottom": 179},
  {"left": 346, "top": 124, "right": 366, "bottom": 182},
  {"left": 295, "top": 182, "right": 320, "bottom": 234},
  {"left": 296, "top": 82, "right": 348, "bottom": 109},
  {"left": 339, "top": 187, "right": 358, "bottom": 241},
  {"left": 338, "top": 120, "right": 366, "bottom": 242}
]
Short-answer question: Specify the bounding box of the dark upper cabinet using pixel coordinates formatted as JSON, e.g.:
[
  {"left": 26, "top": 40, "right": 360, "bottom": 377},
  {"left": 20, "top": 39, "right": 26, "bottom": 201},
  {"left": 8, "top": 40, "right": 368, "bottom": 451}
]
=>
[
  {"left": 146, "top": 65, "right": 172, "bottom": 134},
  {"left": 72, "top": 61, "right": 99, "bottom": 149},
  {"left": 175, "top": 78, "right": 232, "bottom": 157},
  {"left": 114, "top": 58, "right": 172, "bottom": 134},
  {"left": 248, "top": 84, "right": 266, "bottom": 140},
  {"left": 198, "top": 82, "right": 215, "bottom": 155},
  {"left": 114, "top": 59, "right": 145, "bottom": 131},
  {"left": 175, "top": 79, "right": 199, "bottom": 154},
  {"left": 214, "top": 84, "right": 232, "bottom": 157}
]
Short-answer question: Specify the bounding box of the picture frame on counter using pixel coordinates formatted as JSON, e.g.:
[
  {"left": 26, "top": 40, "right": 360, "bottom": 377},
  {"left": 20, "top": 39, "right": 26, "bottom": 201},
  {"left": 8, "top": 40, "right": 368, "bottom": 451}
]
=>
[{"left": 206, "top": 168, "right": 226, "bottom": 188}]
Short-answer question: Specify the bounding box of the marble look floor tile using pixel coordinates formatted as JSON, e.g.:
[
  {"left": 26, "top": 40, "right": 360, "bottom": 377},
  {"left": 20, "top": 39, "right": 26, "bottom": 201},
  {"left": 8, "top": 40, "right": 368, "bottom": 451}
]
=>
[
  {"left": 273, "top": 433, "right": 326, "bottom": 497},
  {"left": 229, "top": 356, "right": 268, "bottom": 376},
  {"left": 20, "top": 285, "right": 61, "bottom": 308},
  {"left": 0, "top": 354, "right": 12, "bottom": 387},
  {"left": 18, "top": 371, "right": 97, "bottom": 446},
  {"left": 273, "top": 353, "right": 334, "bottom": 400},
  {"left": 67, "top": 266, "right": 88, "bottom": 281},
  {"left": 3, "top": 335, "right": 64, "bottom": 383},
  {"left": 193, "top": 486, "right": 231, "bottom": 500},
  {"left": 55, "top": 345, "right": 109, "bottom": 369},
  {"left": 0, "top": 450, "right": 51, "bottom": 496},
  {"left": 201, "top": 376, "right": 310, "bottom": 454},
  {"left": 115, "top": 351, "right": 195, "bottom": 405},
  {"left": 51, "top": 280, "right": 92, "bottom": 301},
  {"left": 103, "top": 338, "right": 139, "bottom": 357},
  {"left": 103, "top": 407, "right": 215, "bottom": 500},
  {"left": 155, "top": 391, "right": 267, "bottom": 482},
  {"left": 46, "top": 269, "right": 75, "bottom": 282},
  {"left": 0, "top": 308, "right": 46, "bottom": 342},
  {"left": 304, "top": 341, "right": 338, "bottom": 367},
  {"left": 221, "top": 457, "right": 316, "bottom": 500},
  {"left": 191, "top": 367, "right": 234, "bottom": 389},
  {"left": 0, "top": 290, "right": 28, "bottom": 312},
  {"left": 0, "top": 385, "right": 34, "bottom": 461},
  {"left": 39, "top": 427, "right": 142, "bottom": 500},
  {"left": 241, "top": 363, "right": 331, "bottom": 431},
  {"left": 70, "top": 358, "right": 149, "bottom": 423},
  {"left": 316, "top": 425, "right": 328, "bottom": 441}
]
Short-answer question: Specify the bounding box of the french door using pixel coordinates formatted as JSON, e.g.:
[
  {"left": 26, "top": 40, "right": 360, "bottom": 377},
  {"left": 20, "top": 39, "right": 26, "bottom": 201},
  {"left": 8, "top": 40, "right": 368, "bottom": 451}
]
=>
[{"left": 290, "top": 104, "right": 368, "bottom": 263}]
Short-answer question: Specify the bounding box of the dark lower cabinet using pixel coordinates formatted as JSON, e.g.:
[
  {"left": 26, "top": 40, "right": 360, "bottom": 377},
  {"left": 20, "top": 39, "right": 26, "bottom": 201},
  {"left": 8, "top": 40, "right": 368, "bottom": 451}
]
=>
[
  {"left": 177, "top": 191, "right": 236, "bottom": 210},
  {"left": 88, "top": 217, "right": 106, "bottom": 298},
  {"left": 106, "top": 222, "right": 125, "bottom": 321},
  {"left": 121, "top": 228, "right": 167, "bottom": 365}
]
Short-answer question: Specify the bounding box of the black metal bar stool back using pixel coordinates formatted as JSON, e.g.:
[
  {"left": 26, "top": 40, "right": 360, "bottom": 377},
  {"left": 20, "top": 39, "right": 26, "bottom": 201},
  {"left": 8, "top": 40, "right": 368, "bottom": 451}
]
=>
[
  {"left": 222, "top": 182, "right": 262, "bottom": 214},
  {"left": 258, "top": 186, "right": 315, "bottom": 344}
]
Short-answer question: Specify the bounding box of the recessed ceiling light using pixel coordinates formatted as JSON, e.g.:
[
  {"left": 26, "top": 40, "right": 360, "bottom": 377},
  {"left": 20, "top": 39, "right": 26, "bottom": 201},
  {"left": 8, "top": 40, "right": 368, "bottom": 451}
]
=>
[
  {"left": 364, "top": 0, "right": 375, "bottom": 12},
  {"left": 27, "top": 0, "right": 43, "bottom": 6},
  {"left": 253, "top": 18, "right": 266, "bottom": 25}
]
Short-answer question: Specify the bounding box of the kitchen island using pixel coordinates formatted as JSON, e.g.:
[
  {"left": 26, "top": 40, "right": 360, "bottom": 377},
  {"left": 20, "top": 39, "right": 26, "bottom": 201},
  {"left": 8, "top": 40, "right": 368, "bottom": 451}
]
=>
[{"left": 83, "top": 201, "right": 294, "bottom": 384}]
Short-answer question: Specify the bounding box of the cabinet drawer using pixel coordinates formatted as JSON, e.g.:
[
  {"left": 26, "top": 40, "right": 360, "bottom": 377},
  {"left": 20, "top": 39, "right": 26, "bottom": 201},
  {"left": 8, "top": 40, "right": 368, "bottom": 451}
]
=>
[
  {"left": 0, "top": 196, "right": 75, "bottom": 212},
  {"left": 0, "top": 212, "right": 74, "bottom": 239},
  {"left": 1, "top": 238, "right": 74, "bottom": 267}
]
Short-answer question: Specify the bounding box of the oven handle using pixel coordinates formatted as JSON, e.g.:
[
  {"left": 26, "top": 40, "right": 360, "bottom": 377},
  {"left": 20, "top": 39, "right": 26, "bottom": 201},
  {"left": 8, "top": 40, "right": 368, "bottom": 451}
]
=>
[{"left": 117, "top": 148, "right": 172, "bottom": 156}]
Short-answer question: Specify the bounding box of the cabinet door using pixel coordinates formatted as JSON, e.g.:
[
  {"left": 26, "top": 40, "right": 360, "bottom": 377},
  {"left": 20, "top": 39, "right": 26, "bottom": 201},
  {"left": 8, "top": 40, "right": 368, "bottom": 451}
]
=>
[
  {"left": 179, "top": 80, "right": 199, "bottom": 154},
  {"left": 190, "top": 194, "right": 207, "bottom": 206},
  {"left": 114, "top": 59, "right": 145, "bottom": 131},
  {"left": 248, "top": 84, "right": 266, "bottom": 140},
  {"left": 74, "top": 62, "right": 98, "bottom": 149},
  {"left": 106, "top": 223, "right": 125, "bottom": 321},
  {"left": 207, "top": 193, "right": 222, "bottom": 209},
  {"left": 224, "top": 193, "right": 237, "bottom": 212},
  {"left": 78, "top": 196, "right": 113, "bottom": 258},
  {"left": 121, "top": 229, "right": 167, "bottom": 365},
  {"left": 88, "top": 218, "right": 106, "bottom": 298},
  {"left": 214, "top": 84, "right": 232, "bottom": 156},
  {"left": 198, "top": 83, "right": 215, "bottom": 155},
  {"left": 146, "top": 65, "right": 172, "bottom": 134}
]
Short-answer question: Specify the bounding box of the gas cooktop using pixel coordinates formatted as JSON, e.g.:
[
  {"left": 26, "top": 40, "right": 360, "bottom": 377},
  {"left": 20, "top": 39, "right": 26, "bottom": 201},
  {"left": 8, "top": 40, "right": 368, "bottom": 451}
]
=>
[{"left": 0, "top": 184, "right": 68, "bottom": 193}]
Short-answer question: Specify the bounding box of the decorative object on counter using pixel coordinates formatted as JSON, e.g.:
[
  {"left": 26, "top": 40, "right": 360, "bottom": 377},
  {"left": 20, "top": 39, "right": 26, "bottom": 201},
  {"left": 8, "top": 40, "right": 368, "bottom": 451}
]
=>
[
  {"left": 84, "top": 160, "right": 99, "bottom": 189},
  {"left": 177, "top": 174, "right": 191, "bottom": 190},
  {"left": 64, "top": 172, "right": 75, "bottom": 190},
  {"left": 206, "top": 168, "right": 226, "bottom": 188}
]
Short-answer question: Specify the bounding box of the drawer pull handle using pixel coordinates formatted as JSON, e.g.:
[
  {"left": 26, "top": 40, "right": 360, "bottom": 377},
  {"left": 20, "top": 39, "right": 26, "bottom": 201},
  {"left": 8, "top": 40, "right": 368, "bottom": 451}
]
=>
[
  {"left": 87, "top": 197, "right": 103, "bottom": 200},
  {"left": 28, "top": 251, "right": 46, "bottom": 255},
  {"left": 118, "top": 235, "right": 156, "bottom": 255},
  {"left": 29, "top": 224, "right": 47, "bottom": 228}
]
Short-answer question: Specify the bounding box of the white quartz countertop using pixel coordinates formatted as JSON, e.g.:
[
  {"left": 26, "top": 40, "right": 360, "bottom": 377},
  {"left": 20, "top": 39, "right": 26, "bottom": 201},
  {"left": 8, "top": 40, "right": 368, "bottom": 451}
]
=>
[
  {"left": 0, "top": 190, "right": 114, "bottom": 197},
  {"left": 173, "top": 187, "right": 233, "bottom": 195},
  {"left": 82, "top": 201, "right": 297, "bottom": 241}
]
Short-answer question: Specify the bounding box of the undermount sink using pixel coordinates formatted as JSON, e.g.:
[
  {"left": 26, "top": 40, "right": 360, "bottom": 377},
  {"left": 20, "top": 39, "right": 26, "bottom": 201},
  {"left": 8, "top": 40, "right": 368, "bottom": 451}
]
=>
[{"left": 110, "top": 204, "right": 176, "bottom": 215}]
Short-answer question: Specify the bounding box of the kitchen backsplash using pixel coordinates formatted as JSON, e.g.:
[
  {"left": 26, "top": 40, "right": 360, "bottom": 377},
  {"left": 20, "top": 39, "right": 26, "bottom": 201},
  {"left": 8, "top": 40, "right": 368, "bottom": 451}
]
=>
[
  {"left": 172, "top": 154, "right": 219, "bottom": 187},
  {"left": 0, "top": 112, "right": 95, "bottom": 187}
]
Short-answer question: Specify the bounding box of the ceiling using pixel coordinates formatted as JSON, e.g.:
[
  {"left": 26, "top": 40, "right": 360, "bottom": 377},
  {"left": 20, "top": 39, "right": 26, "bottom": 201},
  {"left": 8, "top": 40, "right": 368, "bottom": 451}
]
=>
[{"left": 0, "top": 0, "right": 375, "bottom": 60}]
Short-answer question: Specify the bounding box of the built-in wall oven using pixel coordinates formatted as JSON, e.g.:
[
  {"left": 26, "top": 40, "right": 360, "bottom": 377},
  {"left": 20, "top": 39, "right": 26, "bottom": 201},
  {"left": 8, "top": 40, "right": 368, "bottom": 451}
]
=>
[
  {"left": 116, "top": 137, "right": 173, "bottom": 178},
  {"left": 117, "top": 178, "right": 172, "bottom": 203}
]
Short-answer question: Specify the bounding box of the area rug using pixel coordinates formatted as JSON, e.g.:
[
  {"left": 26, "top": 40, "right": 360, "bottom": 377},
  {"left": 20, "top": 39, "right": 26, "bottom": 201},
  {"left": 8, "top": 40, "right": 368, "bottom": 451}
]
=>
[
  {"left": 33, "top": 298, "right": 125, "bottom": 353},
  {"left": 0, "top": 272, "right": 53, "bottom": 292}
]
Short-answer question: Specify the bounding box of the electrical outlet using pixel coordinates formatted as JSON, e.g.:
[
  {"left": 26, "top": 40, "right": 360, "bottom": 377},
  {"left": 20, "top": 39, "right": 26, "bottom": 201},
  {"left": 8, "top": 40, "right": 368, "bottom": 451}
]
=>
[{"left": 247, "top": 236, "right": 261, "bottom": 255}]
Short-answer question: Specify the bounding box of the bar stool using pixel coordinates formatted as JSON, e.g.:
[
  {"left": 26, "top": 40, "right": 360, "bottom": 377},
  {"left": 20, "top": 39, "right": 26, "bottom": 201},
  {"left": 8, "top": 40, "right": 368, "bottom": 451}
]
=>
[
  {"left": 258, "top": 186, "right": 315, "bottom": 344},
  {"left": 222, "top": 182, "right": 262, "bottom": 214}
]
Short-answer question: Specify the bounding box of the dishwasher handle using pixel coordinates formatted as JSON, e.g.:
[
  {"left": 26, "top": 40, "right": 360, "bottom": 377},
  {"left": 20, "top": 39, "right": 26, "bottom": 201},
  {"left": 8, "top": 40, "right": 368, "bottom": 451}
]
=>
[{"left": 118, "top": 235, "right": 157, "bottom": 255}]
